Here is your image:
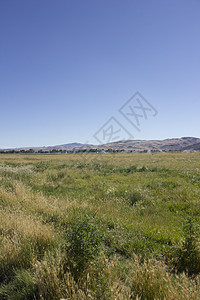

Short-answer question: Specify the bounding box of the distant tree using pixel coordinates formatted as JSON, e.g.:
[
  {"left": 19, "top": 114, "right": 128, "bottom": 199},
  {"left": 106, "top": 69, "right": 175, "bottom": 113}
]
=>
[
  {"left": 50, "top": 149, "right": 59, "bottom": 153},
  {"left": 27, "top": 149, "right": 35, "bottom": 153}
]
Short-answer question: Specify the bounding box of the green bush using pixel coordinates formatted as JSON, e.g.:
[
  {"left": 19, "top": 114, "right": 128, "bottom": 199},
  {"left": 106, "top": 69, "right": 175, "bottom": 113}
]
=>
[
  {"left": 170, "top": 217, "right": 200, "bottom": 275},
  {"left": 128, "top": 191, "right": 143, "bottom": 206},
  {"left": 65, "top": 214, "right": 104, "bottom": 279}
]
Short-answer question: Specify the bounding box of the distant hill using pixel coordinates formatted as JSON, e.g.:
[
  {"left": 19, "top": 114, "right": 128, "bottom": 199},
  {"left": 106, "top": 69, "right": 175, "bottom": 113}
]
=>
[
  {"left": 2, "top": 137, "right": 200, "bottom": 152},
  {"left": 182, "top": 142, "right": 200, "bottom": 152},
  {"left": 99, "top": 137, "right": 200, "bottom": 152},
  {"left": 3, "top": 143, "right": 89, "bottom": 152}
]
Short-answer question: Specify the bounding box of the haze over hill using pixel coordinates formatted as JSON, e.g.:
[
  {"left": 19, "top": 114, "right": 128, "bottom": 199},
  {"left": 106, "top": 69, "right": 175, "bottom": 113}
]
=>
[{"left": 2, "top": 137, "right": 200, "bottom": 153}]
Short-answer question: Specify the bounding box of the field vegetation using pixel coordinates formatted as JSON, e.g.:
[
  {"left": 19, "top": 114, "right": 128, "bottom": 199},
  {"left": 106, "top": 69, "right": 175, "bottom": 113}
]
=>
[{"left": 0, "top": 152, "right": 200, "bottom": 299}]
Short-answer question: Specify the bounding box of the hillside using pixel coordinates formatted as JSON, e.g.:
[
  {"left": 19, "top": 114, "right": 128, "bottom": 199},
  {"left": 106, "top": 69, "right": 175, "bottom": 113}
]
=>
[
  {"left": 100, "top": 137, "right": 200, "bottom": 151},
  {"left": 182, "top": 142, "right": 200, "bottom": 152},
  {"left": 3, "top": 137, "right": 200, "bottom": 152}
]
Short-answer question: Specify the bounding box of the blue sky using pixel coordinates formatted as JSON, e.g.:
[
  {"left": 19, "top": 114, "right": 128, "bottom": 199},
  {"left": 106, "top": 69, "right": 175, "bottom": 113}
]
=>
[{"left": 0, "top": 0, "right": 200, "bottom": 148}]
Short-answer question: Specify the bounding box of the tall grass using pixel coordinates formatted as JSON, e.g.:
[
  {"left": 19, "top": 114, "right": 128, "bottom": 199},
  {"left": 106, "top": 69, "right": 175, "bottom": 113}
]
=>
[{"left": 0, "top": 153, "right": 200, "bottom": 299}]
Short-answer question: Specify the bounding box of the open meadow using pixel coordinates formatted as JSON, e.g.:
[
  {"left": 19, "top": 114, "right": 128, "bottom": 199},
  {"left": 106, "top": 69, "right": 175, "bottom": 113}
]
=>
[{"left": 0, "top": 152, "right": 200, "bottom": 299}]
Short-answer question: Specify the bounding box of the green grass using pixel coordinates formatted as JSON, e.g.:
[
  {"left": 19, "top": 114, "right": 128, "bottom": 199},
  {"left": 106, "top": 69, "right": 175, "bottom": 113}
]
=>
[{"left": 0, "top": 152, "right": 200, "bottom": 299}]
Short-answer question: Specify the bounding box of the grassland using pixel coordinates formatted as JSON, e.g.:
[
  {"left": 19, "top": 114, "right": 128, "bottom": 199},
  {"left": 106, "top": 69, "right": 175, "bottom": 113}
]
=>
[{"left": 0, "top": 152, "right": 200, "bottom": 299}]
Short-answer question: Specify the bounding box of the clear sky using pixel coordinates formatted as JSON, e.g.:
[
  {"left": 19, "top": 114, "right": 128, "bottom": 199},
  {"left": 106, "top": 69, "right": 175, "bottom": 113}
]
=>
[{"left": 0, "top": 0, "right": 200, "bottom": 148}]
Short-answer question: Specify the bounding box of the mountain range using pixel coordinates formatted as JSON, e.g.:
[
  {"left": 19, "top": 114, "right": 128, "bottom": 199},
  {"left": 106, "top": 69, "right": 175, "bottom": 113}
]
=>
[{"left": 2, "top": 137, "right": 200, "bottom": 152}]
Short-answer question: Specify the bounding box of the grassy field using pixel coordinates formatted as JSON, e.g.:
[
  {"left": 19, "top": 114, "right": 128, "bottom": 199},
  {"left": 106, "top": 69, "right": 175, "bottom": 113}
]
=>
[{"left": 0, "top": 152, "right": 200, "bottom": 299}]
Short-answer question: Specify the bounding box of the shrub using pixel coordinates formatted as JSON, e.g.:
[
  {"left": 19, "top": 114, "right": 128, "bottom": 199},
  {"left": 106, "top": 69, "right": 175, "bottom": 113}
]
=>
[
  {"left": 169, "top": 217, "right": 200, "bottom": 275},
  {"left": 128, "top": 191, "right": 143, "bottom": 206},
  {"left": 65, "top": 214, "right": 103, "bottom": 279}
]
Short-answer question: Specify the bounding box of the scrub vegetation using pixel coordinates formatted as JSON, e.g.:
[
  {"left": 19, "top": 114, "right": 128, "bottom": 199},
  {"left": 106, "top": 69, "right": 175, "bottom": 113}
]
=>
[{"left": 0, "top": 152, "right": 200, "bottom": 299}]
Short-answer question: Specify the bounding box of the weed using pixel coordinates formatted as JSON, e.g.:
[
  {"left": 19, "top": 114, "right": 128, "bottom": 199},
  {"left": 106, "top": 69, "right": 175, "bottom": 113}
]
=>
[
  {"left": 169, "top": 217, "right": 200, "bottom": 274},
  {"left": 65, "top": 214, "right": 104, "bottom": 279}
]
